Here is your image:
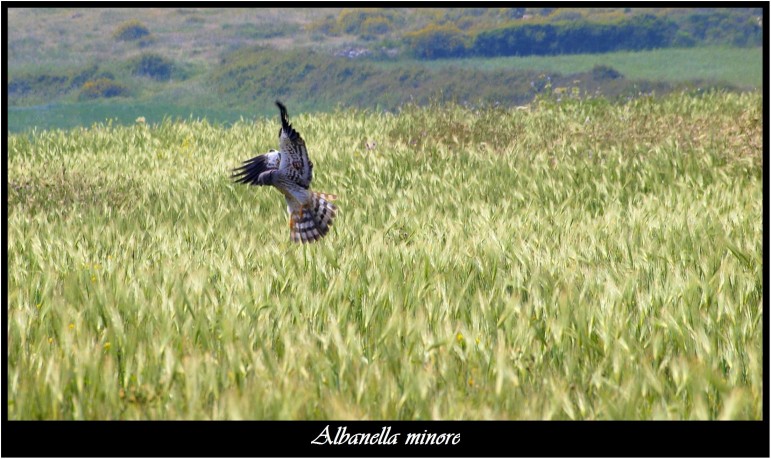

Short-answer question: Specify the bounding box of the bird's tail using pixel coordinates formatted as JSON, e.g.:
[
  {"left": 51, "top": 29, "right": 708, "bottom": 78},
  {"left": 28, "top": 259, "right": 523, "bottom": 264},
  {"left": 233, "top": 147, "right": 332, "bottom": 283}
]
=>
[{"left": 289, "top": 192, "right": 338, "bottom": 243}]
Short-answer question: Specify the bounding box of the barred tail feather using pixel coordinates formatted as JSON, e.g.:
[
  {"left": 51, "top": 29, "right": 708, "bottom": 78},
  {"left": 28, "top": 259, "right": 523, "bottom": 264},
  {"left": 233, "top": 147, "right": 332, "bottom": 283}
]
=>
[{"left": 289, "top": 192, "right": 338, "bottom": 243}]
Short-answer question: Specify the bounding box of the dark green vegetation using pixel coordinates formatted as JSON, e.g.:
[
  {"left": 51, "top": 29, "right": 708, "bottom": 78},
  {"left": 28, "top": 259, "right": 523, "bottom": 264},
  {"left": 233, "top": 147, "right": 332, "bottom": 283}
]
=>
[
  {"left": 8, "top": 93, "right": 763, "bottom": 419},
  {"left": 310, "top": 7, "right": 762, "bottom": 54},
  {"left": 7, "top": 7, "right": 763, "bottom": 132},
  {"left": 399, "top": 9, "right": 761, "bottom": 59},
  {"left": 8, "top": 52, "right": 191, "bottom": 105}
]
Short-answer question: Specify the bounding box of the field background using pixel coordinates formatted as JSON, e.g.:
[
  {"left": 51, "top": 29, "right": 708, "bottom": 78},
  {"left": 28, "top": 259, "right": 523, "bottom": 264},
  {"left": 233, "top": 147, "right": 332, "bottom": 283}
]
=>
[
  {"left": 7, "top": 93, "right": 763, "bottom": 419},
  {"left": 6, "top": 7, "right": 765, "bottom": 420}
]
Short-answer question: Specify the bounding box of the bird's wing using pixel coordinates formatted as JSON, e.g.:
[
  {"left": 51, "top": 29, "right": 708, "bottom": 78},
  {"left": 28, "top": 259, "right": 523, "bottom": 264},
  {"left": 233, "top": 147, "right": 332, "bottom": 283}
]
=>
[
  {"left": 276, "top": 101, "right": 313, "bottom": 189},
  {"left": 232, "top": 150, "right": 281, "bottom": 186}
]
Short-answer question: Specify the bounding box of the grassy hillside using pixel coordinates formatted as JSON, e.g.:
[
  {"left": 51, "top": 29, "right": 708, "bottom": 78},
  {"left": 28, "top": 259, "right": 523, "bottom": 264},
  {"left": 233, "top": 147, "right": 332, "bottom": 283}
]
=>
[
  {"left": 7, "top": 92, "right": 762, "bottom": 419},
  {"left": 7, "top": 8, "right": 331, "bottom": 68},
  {"left": 7, "top": 8, "right": 762, "bottom": 133},
  {"left": 8, "top": 44, "right": 760, "bottom": 133},
  {"left": 8, "top": 8, "right": 760, "bottom": 68},
  {"left": 380, "top": 47, "right": 763, "bottom": 88}
]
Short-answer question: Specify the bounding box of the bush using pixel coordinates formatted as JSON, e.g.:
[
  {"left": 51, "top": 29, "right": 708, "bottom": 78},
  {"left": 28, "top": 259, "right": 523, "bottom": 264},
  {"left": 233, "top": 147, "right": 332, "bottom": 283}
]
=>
[
  {"left": 678, "top": 10, "right": 762, "bottom": 47},
  {"left": 69, "top": 65, "right": 100, "bottom": 89},
  {"left": 131, "top": 53, "right": 175, "bottom": 81},
  {"left": 472, "top": 14, "right": 678, "bottom": 57},
  {"left": 79, "top": 78, "right": 130, "bottom": 99},
  {"left": 8, "top": 65, "right": 116, "bottom": 102},
  {"left": 305, "top": 15, "right": 340, "bottom": 36},
  {"left": 339, "top": 9, "right": 373, "bottom": 34},
  {"left": 8, "top": 74, "right": 67, "bottom": 98},
  {"left": 113, "top": 20, "right": 150, "bottom": 41},
  {"left": 338, "top": 8, "right": 400, "bottom": 35},
  {"left": 404, "top": 24, "right": 470, "bottom": 59},
  {"left": 591, "top": 65, "right": 623, "bottom": 80},
  {"left": 360, "top": 17, "right": 392, "bottom": 35}
]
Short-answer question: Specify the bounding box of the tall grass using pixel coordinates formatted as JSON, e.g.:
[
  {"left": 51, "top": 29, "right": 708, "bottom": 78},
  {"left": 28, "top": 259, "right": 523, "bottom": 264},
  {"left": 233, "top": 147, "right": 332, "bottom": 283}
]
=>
[
  {"left": 7, "top": 91, "right": 762, "bottom": 419},
  {"left": 7, "top": 101, "right": 251, "bottom": 134}
]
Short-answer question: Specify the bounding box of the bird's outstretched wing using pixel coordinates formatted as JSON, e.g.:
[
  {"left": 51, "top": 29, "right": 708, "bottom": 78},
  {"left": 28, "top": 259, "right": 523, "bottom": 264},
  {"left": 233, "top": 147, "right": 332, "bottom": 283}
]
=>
[
  {"left": 231, "top": 101, "right": 337, "bottom": 243},
  {"left": 276, "top": 100, "right": 313, "bottom": 189},
  {"left": 232, "top": 150, "right": 280, "bottom": 186}
]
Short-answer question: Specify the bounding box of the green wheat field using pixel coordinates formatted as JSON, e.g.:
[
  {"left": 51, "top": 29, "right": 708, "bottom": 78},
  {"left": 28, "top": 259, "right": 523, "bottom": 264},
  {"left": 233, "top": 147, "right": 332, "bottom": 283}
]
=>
[{"left": 7, "top": 92, "right": 763, "bottom": 419}]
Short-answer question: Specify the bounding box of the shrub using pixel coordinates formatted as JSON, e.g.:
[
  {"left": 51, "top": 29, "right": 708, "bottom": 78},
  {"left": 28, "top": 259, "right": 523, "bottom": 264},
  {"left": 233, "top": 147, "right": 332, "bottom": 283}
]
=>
[
  {"left": 339, "top": 9, "right": 373, "bottom": 34},
  {"left": 113, "top": 20, "right": 150, "bottom": 41},
  {"left": 472, "top": 14, "right": 678, "bottom": 57},
  {"left": 591, "top": 65, "right": 623, "bottom": 80},
  {"left": 338, "top": 8, "right": 400, "bottom": 35},
  {"left": 678, "top": 9, "right": 762, "bottom": 47},
  {"left": 360, "top": 17, "right": 392, "bottom": 35},
  {"left": 79, "top": 78, "right": 130, "bottom": 99},
  {"left": 404, "top": 24, "right": 470, "bottom": 59},
  {"left": 69, "top": 65, "right": 100, "bottom": 89},
  {"left": 8, "top": 65, "right": 116, "bottom": 102},
  {"left": 305, "top": 15, "right": 340, "bottom": 36},
  {"left": 131, "top": 53, "right": 175, "bottom": 81},
  {"left": 672, "top": 30, "right": 697, "bottom": 47},
  {"left": 9, "top": 74, "right": 67, "bottom": 98}
]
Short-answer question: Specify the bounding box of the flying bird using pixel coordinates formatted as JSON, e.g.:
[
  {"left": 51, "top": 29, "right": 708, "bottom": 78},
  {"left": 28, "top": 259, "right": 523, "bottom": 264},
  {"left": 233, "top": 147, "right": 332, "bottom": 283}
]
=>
[{"left": 232, "top": 101, "right": 338, "bottom": 243}]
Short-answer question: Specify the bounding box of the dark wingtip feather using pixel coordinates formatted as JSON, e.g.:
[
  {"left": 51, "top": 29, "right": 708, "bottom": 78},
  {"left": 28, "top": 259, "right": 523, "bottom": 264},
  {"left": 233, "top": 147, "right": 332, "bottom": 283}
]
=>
[
  {"left": 231, "top": 155, "right": 268, "bottom": 185},
  {"left": 275, "top": 100, "right": 300, "bottom": 142},
  {"left": 276, "top": 101, "right": 289, "bottom": 128}
]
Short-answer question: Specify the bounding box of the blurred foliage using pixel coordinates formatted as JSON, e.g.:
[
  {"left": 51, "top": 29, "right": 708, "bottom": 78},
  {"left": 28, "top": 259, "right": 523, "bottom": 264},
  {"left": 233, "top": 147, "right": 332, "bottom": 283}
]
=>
[
  {"left": 338, "top": 8, "right": 401, "bottom": 35},
  {"left": 473, "top": 14, "right": 680, "bottom": 57},
  {"left": 361, "top": 17, "right": 393, "bottom": 36},
  {"left": 7, "top": 8, "right": 761, "bottom": 120},
  {"left": 79, "top": 78, "right": 130, "bottom": 100},
  {"left": 404, "top": 24, "right": 470, "bottom": 59},
  {"left": 130, "top": 53, "right": 187, "bottom": 81},
  {"left": 676, "top": 9, "right": 763, "bottom": 46},
  {"left": 302, "top": 8, "right": 761, "bottom": 58},
  {"left": 592, "top": 65, "right": 624, "bottom": 81},
  {"left": 222, "top": 21, "right": 301, "bottom": 40},
  {"left": 113, "top": 19, "right": 151, "bottom": 41},
  {"left": 8, "top": 73, "right": 70, "bottom": 100},
  {"left": 210, "top": 46, "right": 737, "bottom": 113},
  {"left": 305, "top": 14, "right": 341, "bottom": 36},
  {"left": 473, "top": 9, "right": 762, "bottom": 56},
  {"left": 9, "top": 65, "right": 112, "bottom": 103}
]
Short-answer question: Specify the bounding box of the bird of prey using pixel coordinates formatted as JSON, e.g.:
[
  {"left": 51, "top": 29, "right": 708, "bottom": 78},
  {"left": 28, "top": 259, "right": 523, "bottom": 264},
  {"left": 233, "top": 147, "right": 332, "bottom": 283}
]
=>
[{"left": 232, "top": 101, "right": 338, "bottom": 243}]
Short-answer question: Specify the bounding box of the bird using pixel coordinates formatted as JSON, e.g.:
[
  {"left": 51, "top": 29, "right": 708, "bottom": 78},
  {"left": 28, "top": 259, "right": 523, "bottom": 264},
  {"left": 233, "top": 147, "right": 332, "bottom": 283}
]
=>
[{"left": 232, "top": 101, "right": 338, "bottom": 243}]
